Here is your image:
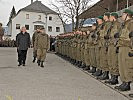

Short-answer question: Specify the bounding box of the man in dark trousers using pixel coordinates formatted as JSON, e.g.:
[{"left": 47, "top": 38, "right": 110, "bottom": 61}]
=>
[{"left": 16, "top": 27, "right": 31, "bottom": 66}]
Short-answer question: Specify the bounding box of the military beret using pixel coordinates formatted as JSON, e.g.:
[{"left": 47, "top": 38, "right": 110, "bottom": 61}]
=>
[
  {"left": 104, "top": 12, "right": 110, "bottom": 16},
  {"left": 97, "top": 16, "right": 103, "bottom": 20},
  {"left": 110, "top": 12, "right": 118, "bottom": 17},
  {"left": 123, "top": 9, "right": 133, "bottom": 15}
]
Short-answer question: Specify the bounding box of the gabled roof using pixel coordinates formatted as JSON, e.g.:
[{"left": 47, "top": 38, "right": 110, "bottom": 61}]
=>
[{"left": 20, "top": 1, "right": 57, "bottom": 14}]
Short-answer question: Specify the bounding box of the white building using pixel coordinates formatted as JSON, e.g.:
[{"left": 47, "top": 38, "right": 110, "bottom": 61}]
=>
[{"left": 7, "top": 0, "right": 64, "bottom": 40}]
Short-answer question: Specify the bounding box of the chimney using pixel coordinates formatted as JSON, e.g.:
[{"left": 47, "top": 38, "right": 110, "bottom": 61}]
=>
[{"left": 31, "top": 0, "right": 33, "bottom": 4}]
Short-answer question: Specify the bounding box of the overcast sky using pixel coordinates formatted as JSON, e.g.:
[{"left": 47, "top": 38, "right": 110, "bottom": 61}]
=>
[{"left": 0, "top": 0, "right": 99, "bottom": 26}]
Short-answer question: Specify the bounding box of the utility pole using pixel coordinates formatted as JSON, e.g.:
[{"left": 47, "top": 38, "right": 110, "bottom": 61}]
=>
[
  {"left": 116, "top": 0, "right": 119, "bottom": 11},
  {"left": 127, "top": 0, "right": 129, "bottom": 8},
  {"left": 31, "top": 0, "right": 33, "bottom": 4}
]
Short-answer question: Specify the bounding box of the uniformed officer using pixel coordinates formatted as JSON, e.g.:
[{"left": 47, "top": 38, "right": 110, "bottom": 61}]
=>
[
  {"left": 83, "top": 30, "right": 91, "bottom": 71},
  {"left": 114, "top": 9, "right": 133, "bottom": 91},
  {"left": 88, "top": 23, "right": 97, "bottom": 73},
  {"left": 35, "top": 27, "right": 49, "bottom": 67},
  {"left": 105, "top": 12, "right": 120, "bottom": 85},
  {"left": 92, "top": 16, "right": 104, "bottom": 76},
  {"left": 97, "top": 12, "right": 112, "bottom": 80}
]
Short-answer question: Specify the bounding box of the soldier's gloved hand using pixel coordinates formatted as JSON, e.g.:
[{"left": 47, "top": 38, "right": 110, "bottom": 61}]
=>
[
  {"left": 128, "top": 52, "right": 133, "bottom": 57},
  {"left": 91, "top": 34, "right": 96, "bottom": 38},
  {"left": 114, "top": 32, "right": 119, "bottom": 38},
  {"left": 129, "top": 32, "right": 133, "bottom": 38},
  {"left": 104, "top": 35, "right": 110, "bottom": 39},
  {"left": 116, "top": 47, "right": 119, "bottom": 53}
]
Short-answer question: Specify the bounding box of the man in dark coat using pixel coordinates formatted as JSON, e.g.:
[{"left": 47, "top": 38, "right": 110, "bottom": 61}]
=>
[
  {"left": 0, "top": 23, "right": 4, "bottom": 47},
  {"left": 16, "top": 27, "right": 31, "bottom": 66}
]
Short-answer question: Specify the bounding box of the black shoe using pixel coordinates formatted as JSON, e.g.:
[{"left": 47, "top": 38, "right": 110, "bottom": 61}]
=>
[
  {"left": 18, "top": 62, "right": 22, "bottom": 66},
  {"left": 105, "top": 75, "right": 118, "bottom": 85},
  {"left": 77, "top": 61, "right": 82, "bottom": 68},
  {"left": 23, "top": 61, "right": 25, "bottom": 66},
  {"left": 114, "top": 82, "right": 127, "bottom": 90},
  {"left": 41, "top": 61, "right": 44, "bottom": 68},
  {"left": 129, "top": 94, "right": 133, "bottom": 98},
  {"left": 88, "top": 67, "right": 96, "bottom": 73},
  {"left": 18, "top": 64, "right": 21, "bottom": 66},
  {"left": 75, "top": 61, "right": 79, "bottom": 66},
  {"left": 92, "top": 69, "right": 102, "bottom": 76},
  {"left": 80, "top": 64, "right": 86, "bottom": 69},
  {"left": 74, "top": 60, "right": 77, "bottom": 65},
  {"left": 83, "top": 66, "right": 90, "bottom": 71},
  {"left": 71, "top": 59, "right": 75, "bottom": 65},
  {"left": 97, "top": 71, "right": 109, "bottom": 80},
  {"left": 32, "top": 57, "right": 36, "bottom": 63},
  {"left": 37, "top": 60, "right": 41, "bottom": 66},
  {"left": 118, "top": 82, "right": 131, "bottom": 91}
]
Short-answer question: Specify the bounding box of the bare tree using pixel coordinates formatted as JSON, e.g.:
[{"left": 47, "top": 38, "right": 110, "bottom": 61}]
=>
[
  {"left": 51, "top": 3, "right": 67, "bottom": 33},
  {"left": 52, "top": 0, "right": 91, "bottom": 31}
]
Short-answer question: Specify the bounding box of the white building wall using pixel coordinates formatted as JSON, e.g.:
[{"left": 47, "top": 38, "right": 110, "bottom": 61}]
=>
[
  {"left": 10, "top": 11, "right": 64, "bottom": 40},
  {"left": 47, "top": 14, "right": 64, "bottom": 36}
]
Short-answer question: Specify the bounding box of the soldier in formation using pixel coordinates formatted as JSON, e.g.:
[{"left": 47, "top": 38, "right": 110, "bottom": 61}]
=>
[{"left": 55, "top": 9, "right": 133, "bottom": 95}]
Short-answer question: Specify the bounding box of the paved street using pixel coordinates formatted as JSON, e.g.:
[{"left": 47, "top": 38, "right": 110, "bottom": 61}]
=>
[{"left": 0, "top": 48, "right": 131, "bottom": 100}]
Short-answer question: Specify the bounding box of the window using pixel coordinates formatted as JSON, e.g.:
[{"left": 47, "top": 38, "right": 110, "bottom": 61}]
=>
[
  {"left": 129, "top": 3, "right": 132, "bottom": 6},
  {"left": 125, "top": 5, "right": 127, "bottom": 8},
  {"left": 48, "top": 26, "right": 52, "bottom": 32},
  {"left": 56, "top": 27, "right": 60, "bottom": 32},
  {"left": 25, "top": 25, "right": 29, "bottom": 30},
  {"left": 26, "top": 14, "right": 29, "bottom": 19},
  {"left": 38, "top": 15, "right": 41, "bottom": 20},
  {"left": 49, "top": 16, "right": 52, "bottom": 21},
  {"left": 16, "top": 24, "right": 20, "bottom": 29}
]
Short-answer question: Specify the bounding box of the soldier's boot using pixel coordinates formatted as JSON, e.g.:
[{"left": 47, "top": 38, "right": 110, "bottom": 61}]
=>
[
  {"left": 66, "top": 56, "right": 69, "bottom": 61},
  {"left": 37, "top": 60, "right": 41, "bottom": 66},
  {"left": 88, "top": 67, "right": 96, "bottom": 73},
  {"left": 72, "top": 59, "right": 76, "bottom": 65},
  {"left": 115, "top": 82, "right": 131, "bottom": 91},
  {"left": 129, "top": 94, "right": 133, "bottom": 98},
  {"left": 114, "top": 82, "right": 126, "bottom": 89},
  {"left": 80, "top": 63, "right": 86, "bottom": 68},
  {"left": 105, "top": 75, "right": 119, "bottom": 85},
  {"left": 40, "top": 61, "right": 44, "bottom": 68},
  {"left": 75, "top": 61, "right": 79, "bottom": 66},
  {"left": 92, "top": 69, "right": 102, "bottom": 76},
  {"left": 70, "top": 59, "right": 74, "bottom": 64},
  {"left": 97, "top": 71, "right": 109, "bottom": 80},
  {"left": 78, "top": 61, "right": 82, "bottom": 68},
  {"left": 83, "top": 66, "right": 90, "bottom": 71},
  {"left": 73, "top": 60, "right": 77, "bottom": 65},
  {"left": 70, "top": 58, "right": 73, "bottom": 63},
  {"left": 32, "top": 57, "right": 36, "bottom": 63}
]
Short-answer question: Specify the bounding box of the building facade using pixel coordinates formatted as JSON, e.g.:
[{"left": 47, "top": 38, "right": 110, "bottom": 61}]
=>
[{"left": 8, "top": 1, "right": 64, "bottom": 40}]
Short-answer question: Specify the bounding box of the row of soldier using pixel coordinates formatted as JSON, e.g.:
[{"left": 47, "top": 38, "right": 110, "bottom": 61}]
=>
[
  {"left": 0, "top": 23, "right": 16, "bottom": 47},
  {"left": 55, "top": 9, "right": 133, "bottom": 96},
  {"left": 0, "top": 39, "right": 16, "bottom": 47}
]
